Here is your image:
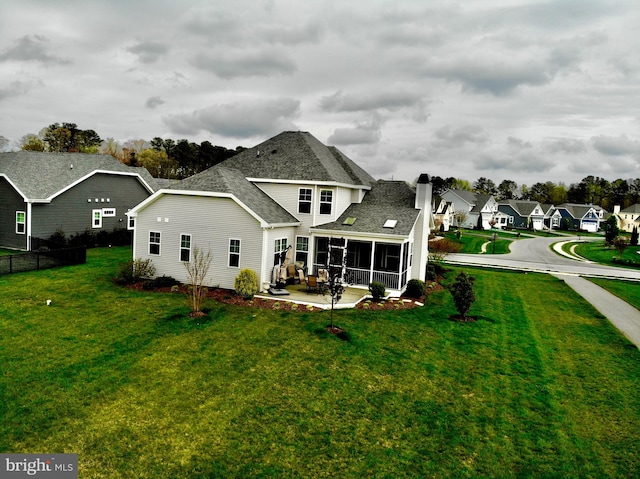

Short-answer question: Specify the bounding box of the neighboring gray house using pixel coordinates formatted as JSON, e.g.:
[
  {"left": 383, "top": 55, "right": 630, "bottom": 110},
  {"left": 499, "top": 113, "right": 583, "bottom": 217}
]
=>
[
  {"left": 0, "top": 151, "right": 157, "bottom": 250},
  {"left": 497, "top": 200, "right": 546, "bottom": 230},
  {"left": 128, "top": 131, "right": 432, "bottom": 294},
  {"left": 549, "top": 203, "right": 605, "bottom": 232},
  {"left": 440, "top": 189, "right": 498, "bottom": 229}
]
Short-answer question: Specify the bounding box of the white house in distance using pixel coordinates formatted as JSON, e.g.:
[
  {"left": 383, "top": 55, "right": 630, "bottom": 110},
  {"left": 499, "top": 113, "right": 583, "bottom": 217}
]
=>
[
  {"left": 440, "top": 189, "right": 498, "bottom": 229},
  {"left": 128, "top": 131, "right": 432, "bottom": 295}
]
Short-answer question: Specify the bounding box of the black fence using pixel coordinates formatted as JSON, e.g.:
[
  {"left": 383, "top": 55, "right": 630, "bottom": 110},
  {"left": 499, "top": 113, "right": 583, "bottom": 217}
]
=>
[{"left": 0, "top": 238, "right": 86, "bottom": 276}]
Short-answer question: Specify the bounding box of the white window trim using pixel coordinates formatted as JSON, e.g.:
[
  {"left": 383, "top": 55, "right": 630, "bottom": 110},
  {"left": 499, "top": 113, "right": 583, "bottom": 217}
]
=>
[
  {"left": 274, "top": 237, "right": 288, "bottom": 265},
  {"left": 179, "top": 233, "right": 192, "bottom": 262},
  {"left": 102, "top": 208, "right": 116, "bottom": 217},
  {"left": 127, "top": 214, "right": 135, "bottom": 230},
  {"left": 298, "top": 188, "right": 312, "bottom": 214},
  {"left": 92, "top": 209, "right": 102, "bottom": 228},
  {"left": 319, "top": 189, "right": 333, "bottom": 215},
  {"left": 149, "top": 231, "right": 161, "bottom": 256},
  {"left": 229, "top": 238, "right": 241, "bottom": 268},
  {"left": 16, "top": 211, "right": 26, "bottom": 234}
]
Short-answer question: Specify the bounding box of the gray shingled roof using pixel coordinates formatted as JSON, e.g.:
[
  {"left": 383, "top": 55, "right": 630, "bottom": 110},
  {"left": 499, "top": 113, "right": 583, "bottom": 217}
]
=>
[
  {"left": 499, "top": 199, "right": 542, "bottom": 216},
  {"left": 621, "top": 203, "right": 640, "bottom": 214},
  {"left": 556, "top": 203, "right": 602, "bottom": 219},
  {"left": 312, "top": 180, "right": 419, "bottom": 236},
  {"left": 0, "top": 151, "right": 157, "bottom": 200},
  {"left": 170, "top": 166, "right": 299, "bottom": 225},
  {"left": 449, "top": 189, "right": 478, "bottom": 205},
  {"left": 470, "top": 194, "right": 493, "bottom": 213},
  {"left": 217, "top": 131, "right": 376, "bottom": 186}
]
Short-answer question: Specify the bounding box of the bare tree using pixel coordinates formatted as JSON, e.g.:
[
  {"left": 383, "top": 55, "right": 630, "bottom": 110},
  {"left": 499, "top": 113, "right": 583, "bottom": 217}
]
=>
[{"left": 183, "top": 246, "right": 213, "bottom": 316}]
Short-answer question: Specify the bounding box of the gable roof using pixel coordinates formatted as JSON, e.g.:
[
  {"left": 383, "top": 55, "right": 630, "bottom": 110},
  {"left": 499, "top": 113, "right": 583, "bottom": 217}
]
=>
[
  {"left": 217, "top": 131, "right": 376, "bottom": 187},
  {"left": 0, "top": 151, "right": 157, "bottom": 201},
  {"left": 166, "top": 166, "right": 299, "bottom": 226},
  {"left": 312, "top": 180, "right": 420, "bottom": 237},
  {"left": 446, "top": 189, "right": 477, "bottom": 205},
  {"left": 620, "top": 203, "right": 640, "bottom": 214},
  {"left": 470, "top": 193, "right": 493, "bottom": 213},
  {"left": 554, "top": 203, "right": 601, "bottom": 219},
  {"left": 499, "top": 200, "right": 543, "bottom": 217}
]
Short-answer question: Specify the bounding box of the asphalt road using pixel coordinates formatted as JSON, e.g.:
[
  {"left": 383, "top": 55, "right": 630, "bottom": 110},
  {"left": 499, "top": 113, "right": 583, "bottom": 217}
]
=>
[{"left": 444, "top": 234, "right": 640, "bottom": 348}]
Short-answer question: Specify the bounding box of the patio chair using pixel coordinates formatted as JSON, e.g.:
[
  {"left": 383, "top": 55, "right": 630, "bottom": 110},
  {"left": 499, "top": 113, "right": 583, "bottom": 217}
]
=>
[{"left": 306, "top": 275, "right": 319, "bottom": 293}]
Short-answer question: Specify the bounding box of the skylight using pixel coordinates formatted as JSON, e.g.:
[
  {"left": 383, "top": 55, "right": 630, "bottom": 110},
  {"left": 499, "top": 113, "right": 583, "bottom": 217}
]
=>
[
  {"left": 343, "top": 217, "right": 357, "bottom": 225},
  {"left": 383, "top": 219, "right": 397, "bottom": 228}
]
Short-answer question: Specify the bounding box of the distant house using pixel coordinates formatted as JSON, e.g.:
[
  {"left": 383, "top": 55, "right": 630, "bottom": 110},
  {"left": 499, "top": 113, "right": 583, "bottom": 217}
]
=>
[
  {"left": 613, "top": 204, "right": 640, "bottom": 233},
  {"left": 497, "top": 200, "right": 546, "bottom": 230},
  {"left": 440, "top": 189, "right": 498, "bottom": 229},
  {"left": 0, "top": 151, "right": 157, "bottom": 250},
  {"left": 128, "top": 131, "right": 432, "bottom": 294},
  {"left": 549, "top": 203, "right": 605, "bottom": 232},
  {"left": 433, "top": 198, "right": 454, "bottom": 232}
]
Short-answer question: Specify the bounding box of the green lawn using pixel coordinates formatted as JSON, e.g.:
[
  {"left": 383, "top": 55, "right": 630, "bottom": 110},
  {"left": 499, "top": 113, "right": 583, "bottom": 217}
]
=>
[
  {"left": 574, "top": 240, "right": 640, "bottom": 267},
  {"left": 2, "top": 248, "right": 640, "bottom": 478},
  {"left": 589, "top": 277, "right": 640, "bottom": 307},
  {"left": 444, "top": 231, "right": 511, "bottom": 254}
]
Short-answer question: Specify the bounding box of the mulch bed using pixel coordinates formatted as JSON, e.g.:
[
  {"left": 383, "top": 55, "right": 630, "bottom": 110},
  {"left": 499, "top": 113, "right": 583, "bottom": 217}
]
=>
[{"left": 124, "top": 280, "right": 445, "bottom": 312}]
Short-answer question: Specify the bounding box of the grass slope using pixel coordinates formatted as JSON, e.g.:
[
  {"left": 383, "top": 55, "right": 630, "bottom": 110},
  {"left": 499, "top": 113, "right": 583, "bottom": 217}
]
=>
[{"left": 1, "top": 248, "right": 640, "bottom": 478}]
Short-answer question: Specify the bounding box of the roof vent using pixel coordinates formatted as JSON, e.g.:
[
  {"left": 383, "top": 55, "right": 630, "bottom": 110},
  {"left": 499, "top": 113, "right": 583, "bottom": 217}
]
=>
[
  {"left": 70, "top": 164, "right": 73, "bottom": 169},
  {"left": 271, "top": 149, "right": 278, "bottom": 154},
  {"left": 256, "top": 150, "right": 260, "bottom": 157}
]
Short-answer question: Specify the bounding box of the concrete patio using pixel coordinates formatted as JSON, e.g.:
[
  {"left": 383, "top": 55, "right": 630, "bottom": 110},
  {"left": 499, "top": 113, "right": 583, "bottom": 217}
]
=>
[{"left": 255, "top": 283, "right": 371, "bottom": 310}]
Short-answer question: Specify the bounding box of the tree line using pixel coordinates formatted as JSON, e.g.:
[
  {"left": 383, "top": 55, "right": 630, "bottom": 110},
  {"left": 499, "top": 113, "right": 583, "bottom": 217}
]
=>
[
  {"left": 13, "top": 122, "right": 242, "bottom": 179},
  {"left": 432, "top": 175, "right": 640, "bottom": 211}
]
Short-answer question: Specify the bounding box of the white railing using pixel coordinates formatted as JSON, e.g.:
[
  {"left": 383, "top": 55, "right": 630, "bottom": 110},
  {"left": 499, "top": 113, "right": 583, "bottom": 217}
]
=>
[
  {"left": 346, "top": 267, "right": 370, "bottom": 286},
  {"left": 372, "top": 271, "right": 400, "bottom": 290}
]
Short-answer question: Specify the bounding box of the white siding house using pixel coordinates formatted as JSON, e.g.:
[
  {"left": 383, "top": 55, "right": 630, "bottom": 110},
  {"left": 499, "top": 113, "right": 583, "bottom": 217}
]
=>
[{"left": 129, "top": 131, "right": 433, "bottom": 294}]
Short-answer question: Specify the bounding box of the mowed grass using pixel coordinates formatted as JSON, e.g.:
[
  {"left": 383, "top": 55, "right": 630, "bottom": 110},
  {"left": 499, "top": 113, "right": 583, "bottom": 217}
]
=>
[
  {"left": 589, "top": 277, "right": 640, "bottom": 308},
  {"left": 445, "top": 231, "right": 511, "bottom": 254},
  {"left": 1, "top": 248, "right": 640, "bottom": 478},
  {"left": 574, "top": 240, "right": 640, "bottom": 267}
]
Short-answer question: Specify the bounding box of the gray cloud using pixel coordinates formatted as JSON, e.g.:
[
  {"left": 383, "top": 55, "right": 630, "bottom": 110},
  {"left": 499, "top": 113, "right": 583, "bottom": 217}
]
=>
[
  {"left": 475, "top": 150, "right": 556, "bottom": 174},
  {"left": 328, "top": 115, "right": 383, "bottom": 146},
  {"left": 432, "top": 125, "right": 491, "bottom": 149},
  {"left": 162, "top": 97, "right": 300, "bottom": 138},
  {"left": 546, "top": 138, "right": 587, "bottom": 154},
  {"left": 320, "top": 89, "right": 426, "bottom": 114},
  {"left": 0, "top": 35, "right": 71, "bottom": 65},
  {"left": 127, "top": 41, "right": 170, "bottom": 64},
  {"left": 0, "top": 81, "right": 32, "bottom": 101},
  {"left": 145, "top": 96, "right": 166, "bottom": 109},
  {"left": 592, "top": 135, "right": 640, "bottom": 157},
  {"left": 190, "top": 50, "right": 296, "bottom": 79}
]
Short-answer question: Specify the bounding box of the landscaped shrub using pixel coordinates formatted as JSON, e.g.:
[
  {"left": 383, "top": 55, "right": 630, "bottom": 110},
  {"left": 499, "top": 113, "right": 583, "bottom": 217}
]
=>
[
  {"left": 114, "top": 258, "right": 156, "bottom": 285},
  {"left": 426, "top": 264, "right": 437, "bottom": 281},
  {"left": 234, "top": 268, "right": 259, "bottom": 299},
  {"left": 143, "top": 275, "right": 179, "bottom": 290},
  {"left": 369, "top": 281, "right": 386, "bottom": 301},
  {"left": 405, "top": 279, "right": 426, "bottom": 298},
  {"left": 449, "top": 271, "right": 476, "bottom": 319}
]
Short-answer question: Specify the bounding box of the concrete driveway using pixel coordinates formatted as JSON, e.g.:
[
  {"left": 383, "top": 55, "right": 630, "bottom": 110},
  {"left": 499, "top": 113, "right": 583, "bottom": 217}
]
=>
[{"left": 444, "top": 234, "right": 640, "bottom": 348}]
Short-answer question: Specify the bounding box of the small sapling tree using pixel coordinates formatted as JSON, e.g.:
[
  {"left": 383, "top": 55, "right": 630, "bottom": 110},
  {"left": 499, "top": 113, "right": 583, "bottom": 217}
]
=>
[
  {"left": 449, "top": 271, "right": 476, "bottom": 321},
  {"left": 183, "top": 246, "right": 213, "bottom": 316}
]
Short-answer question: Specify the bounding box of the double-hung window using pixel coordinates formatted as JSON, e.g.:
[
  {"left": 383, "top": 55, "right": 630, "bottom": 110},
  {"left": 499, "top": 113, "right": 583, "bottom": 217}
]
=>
[
  {"left": 180, "top": 234, "right": 191, "bottom": 262},
  {"left": 92, "top": 209, "right": 102, "bottom": 228},
  {"left": 319, "top": 190, "right": 333, "bottom": 215},
  {"left": 274, "top": 238, "right": 288, "bottom": 265},
  {"left": 298, "top": 188, "right": 312, "bottom": 214},
  {"left": 229, "top": 239, "right": 241, "bottom": 267},
  {"left": 149, "top": 231, "right": 161, "bottom": 255},
  {"left": 16, "top": 211, "right": 25, "bottom": 234},
  {"left": 295, "top": 236, "right": 309, "bottom": 266}
]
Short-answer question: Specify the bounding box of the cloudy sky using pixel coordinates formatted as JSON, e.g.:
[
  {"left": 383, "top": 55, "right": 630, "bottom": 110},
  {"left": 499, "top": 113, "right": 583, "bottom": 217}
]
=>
[{"left": 1, "top": 0, "right": 639, "bottom": 187}]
